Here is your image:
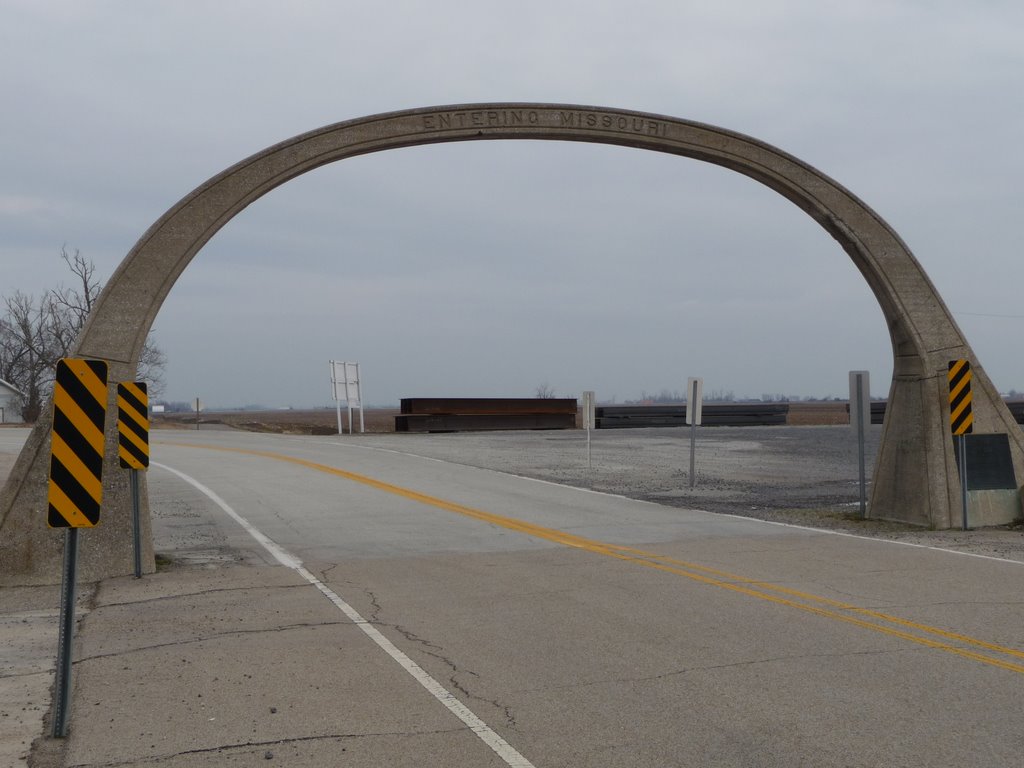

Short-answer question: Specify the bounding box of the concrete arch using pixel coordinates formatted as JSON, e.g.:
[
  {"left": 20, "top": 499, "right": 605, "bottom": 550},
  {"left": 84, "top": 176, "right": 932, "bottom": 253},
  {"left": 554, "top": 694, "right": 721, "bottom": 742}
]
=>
[{"left": 3, "top": 103, "right": 1022, "bottom": 581}]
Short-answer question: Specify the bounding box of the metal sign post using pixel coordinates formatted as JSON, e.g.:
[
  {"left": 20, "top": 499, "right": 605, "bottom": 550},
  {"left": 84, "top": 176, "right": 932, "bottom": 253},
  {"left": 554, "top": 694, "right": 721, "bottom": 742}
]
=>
[
  {"left": 958, "top": 435, "right": 968, "bottom": 530},
  {"left": 52, "top": 527, "right": 79, "bottom": 738},
  {"left": 130, "top": 469, "right": 141, "bottom": 575},
  {"left": 47, "top": 358, "right": 109, "bottom": 738},
  {"left": 330, "top": 361, "right": 343, "bottom": 434},
  {"left": 948, "top": 359, "right": 974, "bottom": 530},
  {"left": 117, "top": 382, "right": 150, "bottom": 578},
  {"left": 686, "top": 377, "right": 703, "bottom": 489},
  {"left": 849, "top": 371, "right": 870, "bottom": 518},
  {"left": 356, "top": 366, "right": 365, "bottom": 433},
  {"left": 330, "top": 361, "right": 364, "bottom": 434},
  {"left": 582, "top": 391, "right": 595, "bottom": 470}
]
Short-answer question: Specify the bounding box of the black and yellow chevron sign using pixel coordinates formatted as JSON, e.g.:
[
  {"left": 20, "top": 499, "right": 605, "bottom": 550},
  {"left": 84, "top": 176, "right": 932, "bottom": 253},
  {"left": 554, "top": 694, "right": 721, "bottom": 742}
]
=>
[
  {"left": 47, "top": 358, "right": 109, "bottom": 528},
  {"left": 117, "top": 381, "right": 149, "bottom": 469},
  {"left": 947, "top": 359, "right": 974, "bottom": 436}
]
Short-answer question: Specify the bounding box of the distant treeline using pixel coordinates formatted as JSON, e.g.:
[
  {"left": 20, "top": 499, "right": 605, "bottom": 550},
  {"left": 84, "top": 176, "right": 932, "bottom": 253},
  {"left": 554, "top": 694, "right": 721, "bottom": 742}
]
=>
[{"left": 626, "top": 390, "right": 885, "bottom": 405}]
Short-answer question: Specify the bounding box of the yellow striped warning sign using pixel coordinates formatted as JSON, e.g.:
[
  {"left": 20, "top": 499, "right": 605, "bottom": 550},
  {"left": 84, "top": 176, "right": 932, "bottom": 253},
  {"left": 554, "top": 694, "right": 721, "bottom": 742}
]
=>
[
  {"left": 947, "top": 359, "right": 974, "bottom": 436},
  {"left": 47, "top": 359, "right": 109, "bottom": 528},
  {"left": 117, "top": 381, "right": 149, "bottom": 469}
]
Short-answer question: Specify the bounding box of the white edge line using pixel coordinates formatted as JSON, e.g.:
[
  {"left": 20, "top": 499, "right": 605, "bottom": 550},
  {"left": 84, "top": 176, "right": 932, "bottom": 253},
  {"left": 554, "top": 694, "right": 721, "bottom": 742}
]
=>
[
  {"left": 151, "top": 460, "right": 536, "bottom": 768},
  {"left": 318, "top": 441, "right": 1024, "bottom": 567},
  {"left": 709, "top": 512, "right": 1024, "bottom": 565}
]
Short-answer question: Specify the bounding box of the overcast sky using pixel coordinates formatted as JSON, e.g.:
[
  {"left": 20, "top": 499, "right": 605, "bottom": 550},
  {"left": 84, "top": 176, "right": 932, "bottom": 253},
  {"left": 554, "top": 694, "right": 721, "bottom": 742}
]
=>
[{"left": 3, "top": 1, "right": 1023, "bottom": 408}]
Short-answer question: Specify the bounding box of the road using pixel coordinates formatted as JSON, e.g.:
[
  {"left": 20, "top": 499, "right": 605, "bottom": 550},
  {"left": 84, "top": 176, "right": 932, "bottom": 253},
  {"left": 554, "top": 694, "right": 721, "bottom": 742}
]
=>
[
  {"left": 6, "top": 425, "right": 1024, "bottom": 766},
  {"left": 111, "top": 428, "right": 1023, "bottom": 767}
]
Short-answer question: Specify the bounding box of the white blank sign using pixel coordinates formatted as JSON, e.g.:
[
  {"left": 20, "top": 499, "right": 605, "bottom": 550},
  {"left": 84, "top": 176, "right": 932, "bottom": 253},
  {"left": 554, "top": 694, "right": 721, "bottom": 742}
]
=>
[{"left": 686, "top": 377, "right": 703, "bottom": 426}]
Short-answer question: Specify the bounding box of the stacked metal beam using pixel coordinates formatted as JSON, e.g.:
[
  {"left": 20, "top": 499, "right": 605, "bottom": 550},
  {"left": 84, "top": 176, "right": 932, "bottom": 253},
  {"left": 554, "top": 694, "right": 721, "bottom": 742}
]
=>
[
  {"left": 594, "top": 403, "right": 790, "bottom": 429},
  {"left": 396, "top": 398, "right": 577, "bottom": 433}
]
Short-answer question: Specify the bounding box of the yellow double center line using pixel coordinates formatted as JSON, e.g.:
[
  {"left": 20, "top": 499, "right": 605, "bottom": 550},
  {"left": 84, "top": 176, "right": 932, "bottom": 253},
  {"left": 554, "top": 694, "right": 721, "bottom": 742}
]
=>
[{"left": 169, "top": 442, "right": 1024, "bottom": 675}]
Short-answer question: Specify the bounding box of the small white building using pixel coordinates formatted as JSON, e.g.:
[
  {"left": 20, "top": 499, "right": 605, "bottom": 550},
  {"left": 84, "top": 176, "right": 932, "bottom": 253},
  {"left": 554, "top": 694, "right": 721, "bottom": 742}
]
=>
[{"left": 0, "top": 378, "right": 25, "bottom": 424}]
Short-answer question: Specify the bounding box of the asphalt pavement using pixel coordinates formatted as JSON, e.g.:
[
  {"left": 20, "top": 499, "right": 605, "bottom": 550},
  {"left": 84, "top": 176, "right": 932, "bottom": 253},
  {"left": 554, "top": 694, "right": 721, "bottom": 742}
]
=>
[{"left": 4, "top": 425, "right": 1024, "bottom": 766}]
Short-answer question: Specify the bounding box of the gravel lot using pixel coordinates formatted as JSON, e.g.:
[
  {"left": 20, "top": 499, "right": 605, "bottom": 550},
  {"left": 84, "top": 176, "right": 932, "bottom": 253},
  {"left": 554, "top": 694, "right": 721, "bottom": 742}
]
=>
[{"left": 360, "top": 424, "right": 876, "bottom": 516}]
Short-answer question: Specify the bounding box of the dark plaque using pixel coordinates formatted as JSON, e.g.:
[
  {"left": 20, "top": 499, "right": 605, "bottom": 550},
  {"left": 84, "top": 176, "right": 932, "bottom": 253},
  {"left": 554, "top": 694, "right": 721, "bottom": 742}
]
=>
[{"left": 954, "top": 433, "right": 1017, "bottom": 490}]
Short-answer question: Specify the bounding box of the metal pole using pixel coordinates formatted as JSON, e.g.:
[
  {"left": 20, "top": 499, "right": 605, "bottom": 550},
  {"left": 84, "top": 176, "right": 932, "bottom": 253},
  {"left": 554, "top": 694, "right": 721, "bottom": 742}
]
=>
[
  {"left": 959, "top": 435, "right": 969, "bottom": 530},
  {"left": 688, "top": 379, "right": 698, "bottom": 489},
  {"left": 52, "top": 528, "right": 79, "bottom": 738},
  {"left": 587, "top": 425, "right": 592, "bottom": 471},
  {"left": 357, "top": 364, "right": 365, "bottom": 433},
  {"left": 689, "top": 420, "right": 697, "bottom": 489},
  {"left": 131, "top": 468, "right": 142, "bottom": 578},
  {"left": 335, "top": 400, "right": 343, "bottom": 435},
  {"left": 856, "top": 376, "right": 867, "bottom": 518}
]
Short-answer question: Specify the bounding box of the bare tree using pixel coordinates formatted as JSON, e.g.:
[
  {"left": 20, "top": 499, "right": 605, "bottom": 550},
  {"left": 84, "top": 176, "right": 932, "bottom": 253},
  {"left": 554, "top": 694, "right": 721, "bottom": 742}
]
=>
[
  {"left": 49, "top": 246, "right": 166, "bottom": 396},
  {"left": 0, "top": 248, "right": 167, "bottom": 421},
  {"left": 49, "top": 245, "right": 101, "bottom": 354},
  {"left": 137, "top": 337, "right": 166, "bottom": 397},
  {"left": 0, "top": 291, "right": 57, "bottom": 422},
  {"left": 535, "top": 382, "right": 557, "bottom": 399}
]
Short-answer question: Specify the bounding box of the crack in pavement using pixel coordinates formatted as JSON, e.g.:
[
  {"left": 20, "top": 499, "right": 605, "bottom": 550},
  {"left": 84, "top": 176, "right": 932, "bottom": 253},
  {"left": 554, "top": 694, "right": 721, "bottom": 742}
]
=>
[
  {"left": 73, "top": 621, "right": 349, "bottom": 663},
  {"left": 869, "top": 599, "right": 1024, "bottom": 608},
  {"left": 514, "top": 647, "right": 925, "bottom": 694},
  {"left": 64, "top": 726, "right": 471, "bottom": 767},
  {"left": 403, "top": 631, "right": 518, "bottom": 731},
  {"left": 315, "top": 570, "right": 521, "bottom": 732},
  {"left": 361, "top": 587, "right": 384, "bottom": 624},
  {"left": 386, "top": 622, "right": 519, "bottom": 731},
  {"left": 92, "top": 582, "right": 309, "bottom": 610},
  {"left": 0, "top": 669, "right": 52, "bottom": 681},
  {"left": 820, "top": 585, "right": 1024, "bottom": 612}
]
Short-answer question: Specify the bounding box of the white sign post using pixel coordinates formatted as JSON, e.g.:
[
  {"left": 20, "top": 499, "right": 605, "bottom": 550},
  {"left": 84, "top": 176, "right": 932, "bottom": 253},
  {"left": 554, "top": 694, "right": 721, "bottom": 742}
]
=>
[
  {"left": 330, "top": 361, "right": 364, "bottom": 434},
  {"left": 686, "top": 377, "right": 703, "bottom": 489},
  {"left": 849, "top": 370, "right": 870, "bottom": 518},
  {"left": 582, "top": 390, "right": 596, "bottom": 470}
]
